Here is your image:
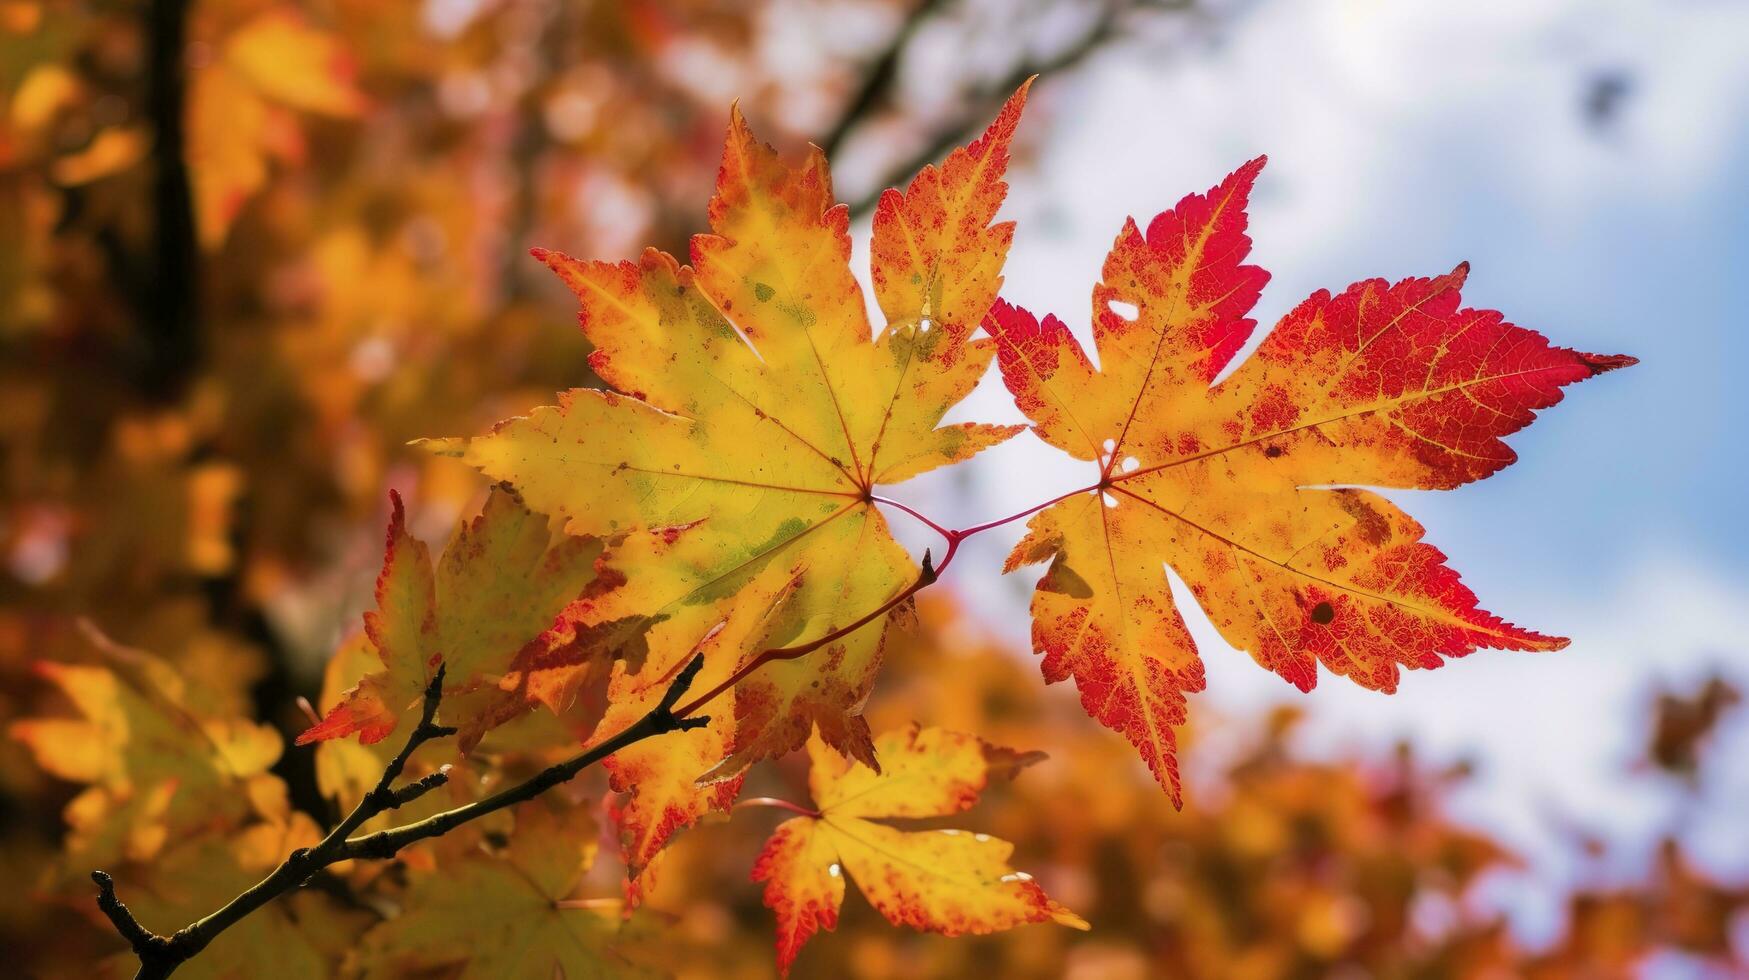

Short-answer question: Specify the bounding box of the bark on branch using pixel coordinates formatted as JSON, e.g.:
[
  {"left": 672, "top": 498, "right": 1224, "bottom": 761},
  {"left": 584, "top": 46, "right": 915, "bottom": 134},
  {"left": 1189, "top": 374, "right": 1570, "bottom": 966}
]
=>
[
  {"left": 838, "top": 0, "right": 1195, "bottom": 216},
  {"left": 90, "top": 659, "right": 710, "bottom": 980}
]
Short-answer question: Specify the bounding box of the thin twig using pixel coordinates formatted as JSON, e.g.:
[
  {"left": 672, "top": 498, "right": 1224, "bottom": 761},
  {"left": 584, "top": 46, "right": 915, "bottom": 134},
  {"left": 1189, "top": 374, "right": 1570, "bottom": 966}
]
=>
[
  {"left": 844, "top": 0, "right": 1159, "bottom": 216},
  {"left": 91, "top": 872, "right": 174, "bottom": 970},
  {"left": 819, "top": 0, "right": 951, "bottom": 159},
  {"left": 673, "top": 545, "right": 948, "bottom": 719},
  {"left": 89, "top": 659, "right": 709, "bottom": 979},
  {"left": 345, "top": 655, "right": 710, "bottom": 860}
]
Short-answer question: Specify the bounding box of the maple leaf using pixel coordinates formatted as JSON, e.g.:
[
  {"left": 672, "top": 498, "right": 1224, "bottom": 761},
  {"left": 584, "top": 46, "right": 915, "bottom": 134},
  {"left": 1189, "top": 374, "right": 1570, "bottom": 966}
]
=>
[
  {"left": 9, "top": 632, "right": 284, "bottom": 869},
  {"left": 593, "top": 526, "right": 772, "bottom": 904},
  {"left": 430, "top": 83, "right": 1034, "bottom": 775},
  {"left": 985, "top": 158, "right": 1634, "bottom": 803},
  {"left": 350, "top": 800, "right": 654, "bottom": 979},
  {"left": 296, "top": 487, "right": 614, "bottom": 751},
  {"left": 751, "top": 725, "right": 1087, "bottom": 976}
]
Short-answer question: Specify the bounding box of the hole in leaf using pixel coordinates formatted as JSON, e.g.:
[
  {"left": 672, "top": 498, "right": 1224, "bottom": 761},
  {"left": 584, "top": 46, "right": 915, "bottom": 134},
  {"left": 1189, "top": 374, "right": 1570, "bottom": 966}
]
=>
[
  {"left": 1102, "top": 438, "right": 1117, "bottom": 453},
  {"left": 919, "top": 316, "right": 933, "bottom": 333},
  {"left": 1107, "top": 299, "right": 1139, "bottom": 321},
  {"left": 1121, "top": 456, "right": 1140, "bottom": 473},
  {"left": 1102, "top": 492, "right": 1119, "bottom": 509}
]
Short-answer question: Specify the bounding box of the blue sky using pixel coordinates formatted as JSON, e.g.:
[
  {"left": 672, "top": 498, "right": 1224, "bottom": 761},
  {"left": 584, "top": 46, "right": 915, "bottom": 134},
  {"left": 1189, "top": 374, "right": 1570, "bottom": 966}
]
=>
[{"left": 866, "top": 0, "right": 1749, "bottom": 939}]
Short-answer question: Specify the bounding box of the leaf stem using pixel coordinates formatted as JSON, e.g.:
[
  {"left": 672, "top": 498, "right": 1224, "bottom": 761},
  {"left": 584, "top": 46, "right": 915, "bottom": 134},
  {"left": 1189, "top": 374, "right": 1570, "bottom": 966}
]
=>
[
  {"left": 952, "top": 482, "right": 1101, "bottom": 538},
  {"left": 870, "top": 494, "right": 956, "bottom": 542},
  {"left": 673, "top": 537, "right": 955, "bottom": 719},
  {"left": 875, "top": 483, "right": 1099, "bottom": 545},
  {"left": 679, "top": 482, "right": 1100, "bottom": 719}
]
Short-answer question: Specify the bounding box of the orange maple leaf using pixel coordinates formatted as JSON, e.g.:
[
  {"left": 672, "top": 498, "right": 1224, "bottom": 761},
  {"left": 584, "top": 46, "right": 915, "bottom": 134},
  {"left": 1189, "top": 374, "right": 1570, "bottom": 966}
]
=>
[{"left": 752, "top": 725, "right": 1086, "bottom": 976}]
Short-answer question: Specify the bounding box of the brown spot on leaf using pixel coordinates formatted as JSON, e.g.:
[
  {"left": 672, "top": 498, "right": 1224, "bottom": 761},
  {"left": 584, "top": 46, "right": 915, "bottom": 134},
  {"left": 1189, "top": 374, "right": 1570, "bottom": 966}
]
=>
[{"left": 1336, "top": 491, "right": 1392, "bottom": 547}]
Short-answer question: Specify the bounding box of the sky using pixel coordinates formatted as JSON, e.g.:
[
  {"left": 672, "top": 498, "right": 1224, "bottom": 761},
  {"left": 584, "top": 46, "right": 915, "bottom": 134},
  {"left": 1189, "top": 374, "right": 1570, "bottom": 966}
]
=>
[{"left": 863, "top": 0, "right": 1749, "bottom": 943}]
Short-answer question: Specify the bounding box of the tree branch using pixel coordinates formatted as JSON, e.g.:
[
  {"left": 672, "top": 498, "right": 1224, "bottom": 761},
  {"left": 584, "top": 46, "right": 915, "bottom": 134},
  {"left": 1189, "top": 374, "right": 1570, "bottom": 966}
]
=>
[
  {"left": 91, "top": 872, "right": 175, "bottom": 970},
  {"left": 819, "top": 0, "right": 951, "bottom": 159},
  {"left": 842, "top": 0, "right": 1178, "bottom": 216},
  {"left": 140, "top": 0, "right": 199, "bottom": 402},
  {"left": 345, "top": 654, "right": 710, "bottom": 861},
  {"left": 89, "top": 659, "right": 709, "bottom": 979}
]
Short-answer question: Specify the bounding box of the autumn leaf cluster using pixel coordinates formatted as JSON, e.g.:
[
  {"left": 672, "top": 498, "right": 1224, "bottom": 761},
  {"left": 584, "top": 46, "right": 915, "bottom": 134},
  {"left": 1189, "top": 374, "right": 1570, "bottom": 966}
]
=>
[{"left": 0, "top": 1, "right": 1673, "bottom": 976}]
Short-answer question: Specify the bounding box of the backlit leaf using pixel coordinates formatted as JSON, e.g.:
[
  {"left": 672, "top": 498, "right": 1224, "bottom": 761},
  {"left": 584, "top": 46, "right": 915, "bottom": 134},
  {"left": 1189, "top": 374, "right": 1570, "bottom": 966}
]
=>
[
  {"left": 986, "top": 158, "right": 1634, "bottom": 803},
  {"left": 351, "top": 800, "right": 653, "bottom": 979},
  {"left": 296, "top": 487, "right": 609, "bottom": 750},
  {"left": 431, "top": 85, "right": 1033, "bottom": 775},
  {"left": 752, "top": 725, "right": 1085, "bottom": 975}
]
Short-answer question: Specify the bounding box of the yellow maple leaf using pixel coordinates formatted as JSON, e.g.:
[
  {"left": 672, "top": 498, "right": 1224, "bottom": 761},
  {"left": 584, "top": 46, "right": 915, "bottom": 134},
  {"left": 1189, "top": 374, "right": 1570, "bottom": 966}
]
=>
[
  {"left": 222, "top": 10, "right": 366, "bottom": 118},
  {"left": 431, "top": 83, "right": 1035, "bottom": 781},
  {"left": 588, "top": 524, "right": 821, "bottom": 903},
  {"left": 9, "top": 633, "right": 283, "bottom": 868},
  {"left": 297, "top": 487, "right": 612, "bottom": 751},
  {"left": 350, "top": 799, "right": 653, "bottom": 979},
  {"left": 751, "top": 725, "right": 1086, "bottom": 975}
]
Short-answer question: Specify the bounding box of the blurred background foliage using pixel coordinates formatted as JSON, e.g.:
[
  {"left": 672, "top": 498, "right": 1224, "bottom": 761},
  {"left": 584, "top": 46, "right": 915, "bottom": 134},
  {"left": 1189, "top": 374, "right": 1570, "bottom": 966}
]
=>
[
  {"left": 627, "top": 597, "right": 1749, "bottom": 979},
  {"left": 0, "top": 0, "right": 1744, "bottom": 976}
]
